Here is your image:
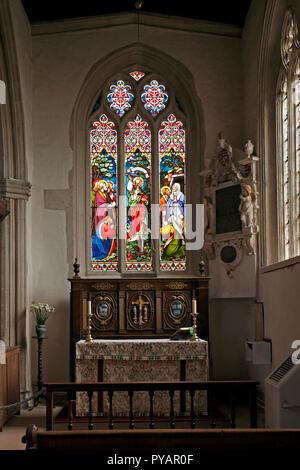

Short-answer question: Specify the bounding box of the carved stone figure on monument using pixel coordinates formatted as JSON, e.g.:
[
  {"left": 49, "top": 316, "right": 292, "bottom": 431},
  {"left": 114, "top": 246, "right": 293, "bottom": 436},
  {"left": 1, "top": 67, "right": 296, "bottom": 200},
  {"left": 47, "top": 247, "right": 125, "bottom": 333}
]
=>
[
  {"left": 203, "top": 196, "right": 214, "bottom": 234},
  {"left": 243, "top": 236, "right": 255, "bottom": 256},
  {"left": 216, "top": 133, "right": 243, "bottom": 183},
  {"left": 217, "top": 133, "right": 232, "bottom": 170},
  {"left": 239, "top": 185, "right": 255, "bottom": 228},
  {"left": 244, "top": 139, "right": 254, "bottom": 158}
]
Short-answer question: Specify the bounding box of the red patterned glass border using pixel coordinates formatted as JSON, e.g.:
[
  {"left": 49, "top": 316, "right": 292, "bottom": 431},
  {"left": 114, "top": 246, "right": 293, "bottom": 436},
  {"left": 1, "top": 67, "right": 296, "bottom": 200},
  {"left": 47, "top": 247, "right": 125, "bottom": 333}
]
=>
[{"left": 130, "top": 71, "right": 145, "bottom": 81}]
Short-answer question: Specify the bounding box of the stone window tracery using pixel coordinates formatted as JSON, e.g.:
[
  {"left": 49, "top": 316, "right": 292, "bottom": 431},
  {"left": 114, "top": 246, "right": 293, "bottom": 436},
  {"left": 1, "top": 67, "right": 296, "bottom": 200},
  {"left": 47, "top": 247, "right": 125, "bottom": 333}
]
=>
[{"left": 277, "top": 10, "right": 300, "bottom": 260}]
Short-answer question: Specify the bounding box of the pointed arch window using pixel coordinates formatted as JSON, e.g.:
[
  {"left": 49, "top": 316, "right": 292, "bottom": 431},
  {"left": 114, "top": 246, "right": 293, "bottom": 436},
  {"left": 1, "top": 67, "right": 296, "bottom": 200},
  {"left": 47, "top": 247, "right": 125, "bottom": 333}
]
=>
[
  {"left": 277, "top": 10, "right": 300, "bottom": 260},
  {"left": 91, "top": 114, "right": 118, "bottom": 272},
  {"left": 89, "top": 72, "right": 187, "bottom": 273}
]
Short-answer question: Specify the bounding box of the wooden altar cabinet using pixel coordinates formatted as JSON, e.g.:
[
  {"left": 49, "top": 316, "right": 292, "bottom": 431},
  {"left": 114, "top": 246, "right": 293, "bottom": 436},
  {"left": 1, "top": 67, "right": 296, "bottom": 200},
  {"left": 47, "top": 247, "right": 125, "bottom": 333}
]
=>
[
  {"left": 76, "top": 339, "right": 208, "bottom": 417},
  {"left": 69, "top": 276, "right": 210, "bottom": 380}
]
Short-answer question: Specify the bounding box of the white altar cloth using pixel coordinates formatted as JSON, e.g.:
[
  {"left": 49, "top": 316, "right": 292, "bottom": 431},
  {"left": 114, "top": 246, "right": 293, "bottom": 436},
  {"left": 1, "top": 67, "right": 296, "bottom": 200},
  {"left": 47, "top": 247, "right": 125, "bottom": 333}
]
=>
[{"left": 76, "top": 339, "right": 208, "bottom": 417}]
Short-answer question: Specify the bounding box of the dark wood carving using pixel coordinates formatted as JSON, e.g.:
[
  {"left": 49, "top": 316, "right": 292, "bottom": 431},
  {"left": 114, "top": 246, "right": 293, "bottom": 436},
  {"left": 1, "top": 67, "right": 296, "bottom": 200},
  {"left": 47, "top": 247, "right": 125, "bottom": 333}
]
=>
[
  {"left": 69, "top": 277, "right": 210, "bottom": 380},
  {"left": 163, "top": 291, "right": 191, "bottom": 330},
  {"left": 126, "top": 291, "right": 154, "bottom": 331},
  {"left": 91, "top": 293, "right": 117, "bottom": 331},
  {"left": 0, "top": 346, "right": 20, "bottom": 430}
]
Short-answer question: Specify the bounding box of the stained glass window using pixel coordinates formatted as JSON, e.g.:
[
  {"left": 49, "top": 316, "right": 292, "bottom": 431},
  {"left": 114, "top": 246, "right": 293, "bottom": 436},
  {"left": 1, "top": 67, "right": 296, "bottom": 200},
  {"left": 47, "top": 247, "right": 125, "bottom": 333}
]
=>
[
  {"left": 89, "top": 72, "right": 189, "bottom": 273},
  {"left": 159, "top": 114, "right": 186, "bottom": 271},
  {"left": 91, "top": 114, "right": 118, "bottom": 271},
  {"left": 125, "top": 115, "right": 152, "bottom": 271},
  {"left": 107, "top": 80, "right": 133, "bottom": 117},
  {"left": 277, "top": 10, "right": 300, "bottom": 260},
  {"left": 141, "top": 80, "right": 168, "bottom": 117},
  {"left": 130, "top": 71, "right": 145, "bottom": 81}
]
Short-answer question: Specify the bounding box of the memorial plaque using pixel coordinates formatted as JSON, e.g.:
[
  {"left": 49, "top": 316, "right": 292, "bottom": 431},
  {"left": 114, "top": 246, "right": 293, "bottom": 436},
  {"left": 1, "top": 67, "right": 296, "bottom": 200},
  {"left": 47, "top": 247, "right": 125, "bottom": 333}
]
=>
[{"left": 216, "top": 185, "right": 242, "bottom": 234}]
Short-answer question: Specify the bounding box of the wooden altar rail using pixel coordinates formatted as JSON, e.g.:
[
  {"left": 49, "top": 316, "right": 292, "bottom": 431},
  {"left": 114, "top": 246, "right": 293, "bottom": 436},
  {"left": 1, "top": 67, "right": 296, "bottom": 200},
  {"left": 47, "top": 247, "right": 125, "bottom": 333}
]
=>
[{"left": 45, "top": 380, "right": 258, "bottom": 431}]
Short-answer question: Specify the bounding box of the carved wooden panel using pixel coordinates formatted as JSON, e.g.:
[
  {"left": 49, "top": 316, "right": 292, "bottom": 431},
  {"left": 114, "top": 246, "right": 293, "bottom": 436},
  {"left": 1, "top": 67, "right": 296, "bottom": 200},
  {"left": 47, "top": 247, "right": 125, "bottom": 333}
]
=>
[
  {"left": 166, "top": 281, "right": 189, "bottom": 290},
  {"left": 91, "top": 292, "right": 117, "bottom": 331},
  {"left": 126, "top": 291, "right": 155, "bottom": 331},
  {"left": 0, "top": 347, "right": 20, "bottom": 430},
  {"left": 126, "top": 282, "right": 154, "bottom": 290},
  {"left": 69, "top": 277, "right": 210, "bottom": 380},
  {"left": 92, "top": 282, "right": 115, "bottom": 290},
  {"left": 163, "top": 291, "right": 191, "bottom": 330}
]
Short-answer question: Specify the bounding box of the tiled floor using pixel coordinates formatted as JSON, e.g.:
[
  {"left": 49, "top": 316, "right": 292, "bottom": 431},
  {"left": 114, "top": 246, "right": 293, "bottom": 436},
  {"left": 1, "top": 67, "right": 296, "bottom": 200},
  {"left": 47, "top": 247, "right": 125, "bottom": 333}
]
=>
[{"left": 0, "top": 402, "right": 265, "bottom": 450}]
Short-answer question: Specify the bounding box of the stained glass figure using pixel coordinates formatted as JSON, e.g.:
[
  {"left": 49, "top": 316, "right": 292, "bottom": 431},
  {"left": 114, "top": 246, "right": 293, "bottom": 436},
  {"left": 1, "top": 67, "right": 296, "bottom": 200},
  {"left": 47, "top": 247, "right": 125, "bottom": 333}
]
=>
[
  {"left": 159, "top": 114, "right": 186, "bottom": 271},
  {"left": 107, "top": 80, "right": 134, "bottom": 117},
  {"left": 90, "top": 114, "right": 118, "bottom": 271},
  {"left": 130, "top": 71, "right": 145, "bottom": 81},
  {"left": 125, "top": 115, "right": 152, "bottom": 271},
  {"left": 141, "top": 80, "right": 168, "bottom": 117}
]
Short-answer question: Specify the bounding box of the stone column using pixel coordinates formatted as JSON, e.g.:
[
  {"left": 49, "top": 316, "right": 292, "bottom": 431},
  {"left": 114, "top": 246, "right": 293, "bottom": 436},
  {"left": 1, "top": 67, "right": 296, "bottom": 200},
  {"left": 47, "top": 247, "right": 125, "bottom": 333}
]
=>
[{"left": 0, "top": 177, "right": 32, "bottom": 396}]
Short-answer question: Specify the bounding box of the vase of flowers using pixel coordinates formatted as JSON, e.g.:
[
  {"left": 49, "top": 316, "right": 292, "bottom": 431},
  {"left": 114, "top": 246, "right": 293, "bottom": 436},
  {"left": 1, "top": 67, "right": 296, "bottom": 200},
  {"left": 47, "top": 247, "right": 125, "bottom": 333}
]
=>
[{"left": 30, "top": 302, "right": 55, "bottom": 338}]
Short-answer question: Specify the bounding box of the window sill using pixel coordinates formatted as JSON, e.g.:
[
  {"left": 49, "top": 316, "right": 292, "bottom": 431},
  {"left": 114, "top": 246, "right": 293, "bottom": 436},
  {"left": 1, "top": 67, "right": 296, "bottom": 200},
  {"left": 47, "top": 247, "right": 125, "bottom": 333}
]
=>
[{"left": 260, "top": 255, "right": 300, "bottom": 274}]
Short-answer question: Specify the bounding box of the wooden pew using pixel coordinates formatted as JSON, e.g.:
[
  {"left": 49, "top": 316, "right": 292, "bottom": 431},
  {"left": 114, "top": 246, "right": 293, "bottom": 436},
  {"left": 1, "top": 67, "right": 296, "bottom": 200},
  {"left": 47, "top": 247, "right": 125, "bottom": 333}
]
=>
[{"left": 23, "top": 426, "right": 300, "bottom": 452}]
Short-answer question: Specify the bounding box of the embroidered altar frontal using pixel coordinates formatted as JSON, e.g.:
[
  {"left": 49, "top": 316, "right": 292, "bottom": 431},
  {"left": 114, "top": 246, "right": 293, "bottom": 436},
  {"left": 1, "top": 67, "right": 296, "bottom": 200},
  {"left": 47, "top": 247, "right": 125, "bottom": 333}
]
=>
[{"left": 76, "top": 339, "right": 208, "bottom": 417}]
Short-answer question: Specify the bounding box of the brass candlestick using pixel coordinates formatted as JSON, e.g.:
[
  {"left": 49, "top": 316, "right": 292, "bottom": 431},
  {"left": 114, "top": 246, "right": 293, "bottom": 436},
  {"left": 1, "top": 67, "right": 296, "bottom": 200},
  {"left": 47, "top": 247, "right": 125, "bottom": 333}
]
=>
[
  {"left": 85, "top": 301, "right": 93, "bottom": 343},
  {"left": 190, "top": 311, "right": 200, "bottom": 341},
  {"left": 190, "top": 299, "right": 200, "bottom": 342}
]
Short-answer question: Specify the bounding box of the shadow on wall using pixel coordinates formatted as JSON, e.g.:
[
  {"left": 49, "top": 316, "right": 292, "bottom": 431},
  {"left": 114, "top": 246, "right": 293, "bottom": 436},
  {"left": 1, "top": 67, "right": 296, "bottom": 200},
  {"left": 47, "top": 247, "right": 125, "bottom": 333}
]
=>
[
  {"left": 30, "top": 299, "right": 70, "bottom": 386},
  {"left": 209, "top": 298, "right": 255, "bottom": 380}
]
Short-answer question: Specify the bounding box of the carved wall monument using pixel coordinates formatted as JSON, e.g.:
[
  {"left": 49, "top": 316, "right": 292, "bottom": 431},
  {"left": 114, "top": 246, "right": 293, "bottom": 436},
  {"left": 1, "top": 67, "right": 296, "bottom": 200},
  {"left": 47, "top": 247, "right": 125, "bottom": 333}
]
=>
[{"left": 200, "top": 133, "right": 259, "bottom": 277}]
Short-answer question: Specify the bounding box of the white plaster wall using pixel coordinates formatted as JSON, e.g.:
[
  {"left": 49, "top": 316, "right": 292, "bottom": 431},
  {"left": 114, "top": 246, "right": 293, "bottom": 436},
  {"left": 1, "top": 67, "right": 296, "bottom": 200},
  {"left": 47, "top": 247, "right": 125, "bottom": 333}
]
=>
[
  {"left": 257, "top": 263, "right": 300, "bottom": 389},
  {"left": 241, "top": 0, "right": 300, "bottom": 393},
  {"left": 30, "top": 189, "right": 69, "bottom": 382},
  {"left": 209, "top": 298, "right": 255, "bottom": 379},
  {"left": 240, "top": 0, "right": 270, "bottom": 391},
  {"left": 30, "top": 17, "right": 245, "bottom": 381},
  {"left": 209, "top": 256, "right": 256, "bottom": 298},
  {"left": 204, "top": 1, "right": 266, "bottom": 381},
  {"left": 207, "top": 0, "right": 267, "bottom": 302},
  {"left": 242, "top": 0, "right": 266, "bottom": 143}
]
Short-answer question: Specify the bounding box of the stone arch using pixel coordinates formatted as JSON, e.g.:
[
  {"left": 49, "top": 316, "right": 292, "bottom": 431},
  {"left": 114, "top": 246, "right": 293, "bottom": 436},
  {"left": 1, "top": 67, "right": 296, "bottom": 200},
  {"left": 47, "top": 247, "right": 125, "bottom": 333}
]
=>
[
  {"left": 0, "top": 0, "right": 31, "bottom": 396},
  {"left": 257, "top": 1, "right": 300, "bottom": 266},
  {"left": 70, "top": 42, "right": 205, "bottom": 276}
]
